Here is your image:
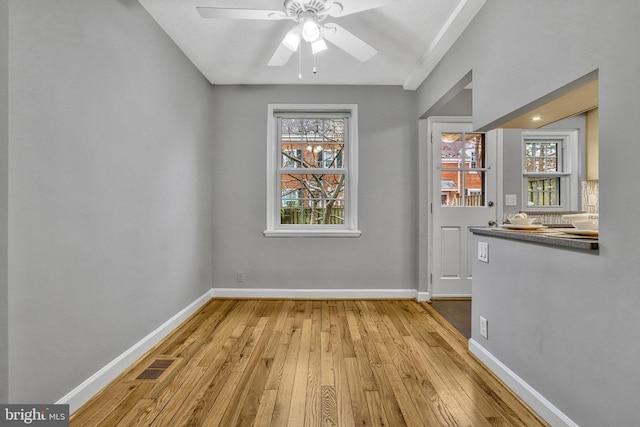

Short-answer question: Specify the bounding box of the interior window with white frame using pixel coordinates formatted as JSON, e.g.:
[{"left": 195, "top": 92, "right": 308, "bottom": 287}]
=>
[
  {"left": 264, "top": 104, "right": 360, "bottom": 237},
  {"left": 522, "top": 130, "right": 578, "bottom": 211}
]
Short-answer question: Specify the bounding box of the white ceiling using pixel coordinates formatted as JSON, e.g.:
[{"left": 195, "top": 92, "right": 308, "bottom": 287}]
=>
[{"left": 138, "top": 0, "right": 486, "bottom": 90}]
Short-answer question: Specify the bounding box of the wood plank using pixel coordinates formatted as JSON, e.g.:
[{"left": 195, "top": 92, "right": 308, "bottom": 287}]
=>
[
  {"left": 331, "top": 301, "right": 355, "bottom": 427},
  {"left": 365, "top": 390, "right": 390, "bottom": 427},
  {"left": 321, "top": 385, "right": 338, "bottom": 426},
  {"left": 269, "top": 301, "right": 305, "bottom": 426},
  {"left": 287, "top": 318, "right": 312, "bottom": 426},
  {"left": 304, "top": 302, "right": 322, "bottom": 427},
  {"left": 253, "top": 389, "right": 278, "bottom": 427},
  {"left": 344, "top": 357, "right": 373, "bottom": 427}
]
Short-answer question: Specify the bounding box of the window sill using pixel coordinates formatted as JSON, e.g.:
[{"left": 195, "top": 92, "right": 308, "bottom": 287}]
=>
[{"left": 264, "top": 229, "right": 362, "bottom": 238}]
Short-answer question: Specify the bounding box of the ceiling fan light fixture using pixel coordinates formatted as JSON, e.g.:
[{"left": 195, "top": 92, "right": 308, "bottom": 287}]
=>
[
  {"left": 311, "top": 37, "right": 328, "bottom": 54},
  {"left": 282, "top": 28, "right": 301, "bottom": 51},
  {"left": 301, "top": 14, "right": 321, "bottom": 42}
]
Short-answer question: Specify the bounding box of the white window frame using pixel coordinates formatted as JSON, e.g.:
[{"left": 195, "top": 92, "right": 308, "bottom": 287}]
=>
[
  {"left": 264, "top": 104, "right": 360, "bottom": 237},
  {"left": 522, "top": 130, "right": 578, "bottom": 211}
]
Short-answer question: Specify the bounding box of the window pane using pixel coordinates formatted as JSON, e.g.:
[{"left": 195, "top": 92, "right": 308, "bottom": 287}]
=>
[
  {"left": 301, "top": 144, "right": 345, "bottom": 169},
  {"left": 524, "top": 141, "right": 560, "bottom": 172},
  {"left": 440, "top": 133, "right": 463, "bottom": 163},
  {"left": 544, "top": 158, "right": 557, "bottom": 171},
  {"left": 441, "top": 170, "right": 486, "bottom": 207},
  {"left": 464, "top": 171, "right": 485, "bottom": 207},
  {"left": 280, "top": 118, "right": 345, "bottom": 170},
  {"left": 281, "top": 144, "right": 304, "bottom": 168},
  {"left": 465, "top": 133, "right": 485, "bottom": 168},
  {"left": 527, "top": 177, "right": 560, "bottom": 207},
  {"left": 441, "top": 170, "right": 459, "bottom": 206},
  {"left": 281, "top": 173, "right": 345, "bottom": 224}
]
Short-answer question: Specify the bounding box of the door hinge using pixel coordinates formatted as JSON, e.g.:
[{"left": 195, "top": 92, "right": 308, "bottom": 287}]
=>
[
  {"left": 430, "top": 203, "right": 433, "bottom": 214},
  {"left": 430, "top": 273, "right": 433, "bottom": 285}
]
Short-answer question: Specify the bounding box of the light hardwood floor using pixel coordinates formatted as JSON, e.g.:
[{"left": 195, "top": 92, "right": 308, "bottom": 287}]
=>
[{"left": 71, "top": 299, "right": 548, "bottom": 426}]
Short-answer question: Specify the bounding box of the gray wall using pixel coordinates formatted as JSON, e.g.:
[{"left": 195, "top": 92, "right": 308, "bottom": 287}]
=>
[
  {"left": 0, "top": 0, "right": 8, "bottom": 404},
  {"left": 7, "top": 0, "right": 215, "bottom": 403},
  {"left": 418, "top": 0, "right": 640, "bottom": 425},
  {"left": 432, "top": 88, "right": 472, "bottom": 117},
  {"left": 210, "top": 85, "right": 417, "bottom": 291}
]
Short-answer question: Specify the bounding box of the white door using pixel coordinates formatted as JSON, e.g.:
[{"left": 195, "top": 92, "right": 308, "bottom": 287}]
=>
[{"left": 429, "top": 118, "right": 498, "bottom": 298}]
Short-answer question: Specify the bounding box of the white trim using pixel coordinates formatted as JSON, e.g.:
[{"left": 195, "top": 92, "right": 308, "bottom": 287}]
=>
[
  {"left": 263, "top": 229, "right": 361, "bottom": 238},
  {"left": 265, "top": 104, "right": 359, "bottom": 236},
  {"left": 418, "top": 119, "right": 431, "bottom": 299},
  {"left": 469, "top": 339, "right": 579, "bottom": 427},
  {"left": 57, "top": 289, "right": 214, "bottom": 414},
  {"left": 416, "top": 291, "right": 431, "bottom": 302},
  {"left": 431, "top": 293, "right": 472, "bottom": 299},
  {"left": 212, "top": 287, "right": 418, "bottom": 300},
  {"left": 496, "top": 128, "right": 505, "bottom": 229}
]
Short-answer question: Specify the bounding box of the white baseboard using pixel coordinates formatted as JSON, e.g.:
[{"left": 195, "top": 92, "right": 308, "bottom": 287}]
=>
[
  {"left": 468, "top": 339, "right": 579, "bottom": 427},
  {"left": 212, "top": 287, "right": 419, "bottom": 300},
  {"left": 431, "top": 293, "right": 472, "bottom": 299},
  {"left": 417, "top": 291, "right": 430, "bottom": 302},
  {"left": 57, "top": 289, "right": 213, "bottom": 414}
]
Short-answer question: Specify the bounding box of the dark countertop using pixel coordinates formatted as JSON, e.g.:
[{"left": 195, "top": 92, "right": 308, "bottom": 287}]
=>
[{"left": 471, "top": 226, "right": 599, "bottom": 251}]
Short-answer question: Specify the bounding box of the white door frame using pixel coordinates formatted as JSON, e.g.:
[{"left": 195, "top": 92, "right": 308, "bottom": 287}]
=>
[{"left": 418, "top": 117, "right": 503, "bottom": 300}]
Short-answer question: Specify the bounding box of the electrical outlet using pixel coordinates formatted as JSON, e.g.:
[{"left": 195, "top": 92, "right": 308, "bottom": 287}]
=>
[
  {"left": 237, "top": 271, "right": 245, "bottom": 283},
  {"left": 505, "top": 194, "right": 517, "bottom": 206},
  {"left": 480, "top": 316, "right": 488, "bottom": 339},
  {"left": 478, "top": 242, "right": 489, "bottom": 263}
]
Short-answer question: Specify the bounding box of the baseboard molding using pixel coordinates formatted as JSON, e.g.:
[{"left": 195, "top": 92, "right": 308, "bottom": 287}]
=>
[
  {"left": 431, "top": 293, "right": 472, "bottom": 299},
  {"left": 416, "top": 291, "right": 430, "bottom": 302},
  {"left": 57, "top": 289, "right": 214, "bottom": 414},
  {"left": 212, "top": 287, "right": 420, "bottom": 300},
  {"left": 468, "top": 339, "right": 579, "bottom": 427}
]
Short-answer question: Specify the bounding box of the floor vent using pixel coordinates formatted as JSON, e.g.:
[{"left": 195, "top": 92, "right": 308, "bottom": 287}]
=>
[{"left": 136, "top": 359, "right": 174, "bottom": 380}]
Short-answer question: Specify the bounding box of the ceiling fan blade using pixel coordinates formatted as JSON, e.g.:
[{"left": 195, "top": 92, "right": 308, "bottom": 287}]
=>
[
  {"left": 321, "top": 23, "right": 377, "bottom": 62},
  {"left": 324, "top": 0, "right": 399, "bottom": 17},
  {"left": 267, "top": 41, "right": 296, "bottom": 66},
  {"left": 196, "top": 7, "right": 288, "bottom": 20}
]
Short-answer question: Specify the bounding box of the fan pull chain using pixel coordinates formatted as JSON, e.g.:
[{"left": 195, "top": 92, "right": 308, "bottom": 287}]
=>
[
  {"left": 298, "top": 46, "right": 302, "bottom": 80},
  {"left": 313, "top": 52, "right": 317, "bottom": 74}
]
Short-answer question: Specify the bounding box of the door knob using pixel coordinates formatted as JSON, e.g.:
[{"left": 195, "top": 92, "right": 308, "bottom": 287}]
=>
[
  {"left": 488, "top": 220, "right": 497, "bottom": 227},
  {"left": 488, "top": 201, "right": 495, "bottom": 207}
]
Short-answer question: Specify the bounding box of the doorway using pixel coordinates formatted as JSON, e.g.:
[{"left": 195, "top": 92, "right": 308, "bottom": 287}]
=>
[{"left": 427, "top": 117, "right": 499, "bottom": 298}]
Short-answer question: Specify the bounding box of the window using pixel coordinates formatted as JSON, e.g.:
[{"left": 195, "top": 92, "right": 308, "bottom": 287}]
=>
[
  {"left": 265, "top": 104, "right": 360, "bottom": 237},
  {"left": 522, "top": 130, "right": 578, "bottom": 211}
]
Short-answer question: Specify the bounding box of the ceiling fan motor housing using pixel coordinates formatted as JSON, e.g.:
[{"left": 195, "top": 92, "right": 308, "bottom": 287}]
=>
[{"left": 284, "top": 0, "right": 327, "bottom": 18}]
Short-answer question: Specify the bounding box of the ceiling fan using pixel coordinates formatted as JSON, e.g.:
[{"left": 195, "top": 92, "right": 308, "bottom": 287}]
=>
[{"left": 197, "top": 0, "right": 397, "bottom": 67}]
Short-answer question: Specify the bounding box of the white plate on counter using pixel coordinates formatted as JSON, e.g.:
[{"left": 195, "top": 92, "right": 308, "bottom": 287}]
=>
[
  {"left": 559, "top": 228, "right": 598, "bottom": 236},
  {"left": 500, "top": 224, "right": 546, "bottom": 230}
]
